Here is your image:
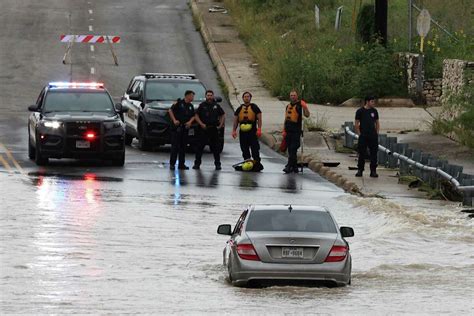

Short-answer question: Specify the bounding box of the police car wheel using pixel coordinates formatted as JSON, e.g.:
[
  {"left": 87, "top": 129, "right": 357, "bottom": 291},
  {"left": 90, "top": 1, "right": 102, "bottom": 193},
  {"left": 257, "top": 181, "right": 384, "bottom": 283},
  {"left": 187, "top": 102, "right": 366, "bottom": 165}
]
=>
[
  {"left": 138, "top": 121, "right": 151, "bottom": 151},
  {"left": 28, "top": 135, "right": 35, "bottom": 160},
  {"left": 34, "top": 140, "right": 48, "bottom": 166},
  {"left": 124, "top": 133, "right": 133, "bottom": 146}
]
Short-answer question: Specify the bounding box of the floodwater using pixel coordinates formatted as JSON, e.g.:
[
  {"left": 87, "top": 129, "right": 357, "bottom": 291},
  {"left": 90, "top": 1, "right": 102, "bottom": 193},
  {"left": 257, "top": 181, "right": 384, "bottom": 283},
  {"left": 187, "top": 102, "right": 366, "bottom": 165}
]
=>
[{"left": 1, "top": 162, "right": 472, "bottom": 314}]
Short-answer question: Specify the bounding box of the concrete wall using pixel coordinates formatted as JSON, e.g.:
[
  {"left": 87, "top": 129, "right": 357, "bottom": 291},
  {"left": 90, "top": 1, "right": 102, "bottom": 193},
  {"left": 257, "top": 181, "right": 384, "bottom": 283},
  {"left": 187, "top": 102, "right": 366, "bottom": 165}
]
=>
[
  {"left": 442, "top": 59, "right": 474, "bottom": 98},
  {"left": 400, "top": 54, "right": 473, "bottom": 106}
]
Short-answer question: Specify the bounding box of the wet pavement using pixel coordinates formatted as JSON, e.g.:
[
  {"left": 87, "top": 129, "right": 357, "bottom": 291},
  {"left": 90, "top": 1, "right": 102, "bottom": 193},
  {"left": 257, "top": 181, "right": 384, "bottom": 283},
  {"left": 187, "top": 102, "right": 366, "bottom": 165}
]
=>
[{"left": 0, "top": 0, "right": 473, "bottom": 314}]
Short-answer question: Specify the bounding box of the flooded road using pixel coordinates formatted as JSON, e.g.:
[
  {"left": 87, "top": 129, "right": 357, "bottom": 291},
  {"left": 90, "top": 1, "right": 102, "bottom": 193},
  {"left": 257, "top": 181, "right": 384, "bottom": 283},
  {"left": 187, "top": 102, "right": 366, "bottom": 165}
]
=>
[
  {"left": 0, "top": 0, "right": 473, "bottom": 313},
  {"left": 1, "top": 145, "right": 472, "bottom": 314}
]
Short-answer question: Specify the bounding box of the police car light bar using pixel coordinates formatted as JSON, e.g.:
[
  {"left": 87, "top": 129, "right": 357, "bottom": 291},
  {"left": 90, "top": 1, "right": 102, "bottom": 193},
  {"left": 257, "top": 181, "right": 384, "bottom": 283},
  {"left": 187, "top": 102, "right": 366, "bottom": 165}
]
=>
[
  {"left": 142, "top": 73, "right": 197, "bottom": 80},
  {"left": 48, "top": 82, "right": 105, "bottom": 89}
]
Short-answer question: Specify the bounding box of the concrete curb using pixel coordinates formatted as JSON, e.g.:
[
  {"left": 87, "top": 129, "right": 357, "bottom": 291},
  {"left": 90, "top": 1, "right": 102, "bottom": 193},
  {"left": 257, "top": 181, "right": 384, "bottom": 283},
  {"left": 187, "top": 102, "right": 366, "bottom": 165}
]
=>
[
  {"left": 190, "top": 0, "right": 236, "bottom": 110},
  {"left": 260, "top": 133, "right": 362, "bottom": 195},
  {"left": 192, "top": 2, "right": 362, "bottom": 197}
]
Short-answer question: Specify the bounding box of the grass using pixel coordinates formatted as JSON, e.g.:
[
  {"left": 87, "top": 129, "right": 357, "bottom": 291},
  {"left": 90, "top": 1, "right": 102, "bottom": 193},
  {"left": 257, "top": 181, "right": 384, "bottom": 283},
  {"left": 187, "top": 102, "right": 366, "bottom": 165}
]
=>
[
  {"left": 305, "top": 112, "right": 328, "bottom": 132},
  {"left": 223, "top": 0, "right": 474, "bottom": 103}
]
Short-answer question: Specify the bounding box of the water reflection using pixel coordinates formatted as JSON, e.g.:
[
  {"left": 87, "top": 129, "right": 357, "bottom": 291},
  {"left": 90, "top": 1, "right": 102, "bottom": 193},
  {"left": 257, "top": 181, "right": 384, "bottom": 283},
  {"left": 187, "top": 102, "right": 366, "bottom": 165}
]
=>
[
  {"left": 280, "top": 174, "right": 300, "bottom": 193},
  {"left": 195, "top": 170, "right": 220, "bottom": 188},
  {"left": 238, "top": 172, "right": 259, "bottom": 189}
]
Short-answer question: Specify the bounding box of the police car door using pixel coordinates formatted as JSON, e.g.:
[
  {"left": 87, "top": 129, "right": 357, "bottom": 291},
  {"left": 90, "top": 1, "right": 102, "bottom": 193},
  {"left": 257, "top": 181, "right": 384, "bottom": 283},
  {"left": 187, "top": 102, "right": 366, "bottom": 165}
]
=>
[{"left": 123, "top": 80, "right": 143, "bottom": 134}]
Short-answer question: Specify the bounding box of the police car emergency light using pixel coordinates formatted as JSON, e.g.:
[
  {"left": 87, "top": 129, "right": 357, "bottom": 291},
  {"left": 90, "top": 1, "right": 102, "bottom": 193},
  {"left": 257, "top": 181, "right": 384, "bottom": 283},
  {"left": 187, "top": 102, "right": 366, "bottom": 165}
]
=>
[{"left": 48, "top": 82, "right": 105, "bottom": 89}]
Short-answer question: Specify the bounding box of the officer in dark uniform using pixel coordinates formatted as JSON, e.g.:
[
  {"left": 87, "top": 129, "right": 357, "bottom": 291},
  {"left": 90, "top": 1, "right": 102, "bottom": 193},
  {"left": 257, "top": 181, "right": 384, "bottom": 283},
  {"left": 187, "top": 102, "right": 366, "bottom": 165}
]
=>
[
  {"left": 232, "top": 92, "right": 263, "bottom": 168},
  {"left": 355, "top": 96, "right": 380, "bottom": 177},
  {"left": 168, "top": 90, "right": 195, "bottom": 170},
  {"left": 283, "top": 90, "right": 310, "bottom": 174},
  {"left": 192, "top": 90, "right": 225, "bottom": 170}
]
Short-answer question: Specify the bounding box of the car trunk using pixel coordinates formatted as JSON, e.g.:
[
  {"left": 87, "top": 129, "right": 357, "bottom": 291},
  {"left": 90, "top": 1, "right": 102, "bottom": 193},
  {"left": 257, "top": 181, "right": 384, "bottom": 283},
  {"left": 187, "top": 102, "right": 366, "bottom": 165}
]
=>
[{"left": 246, "top": 231, "right": 337, "bottom": 264}]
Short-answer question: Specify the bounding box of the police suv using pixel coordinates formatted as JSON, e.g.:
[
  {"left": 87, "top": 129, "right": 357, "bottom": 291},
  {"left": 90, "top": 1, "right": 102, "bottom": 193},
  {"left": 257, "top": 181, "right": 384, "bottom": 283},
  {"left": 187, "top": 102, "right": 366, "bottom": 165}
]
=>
[
  {"left": 28, "top": 82, "right": 128, "bottom": 166},
  {"left": 121, "top": 73, "right": 224, "bottom": 152}
]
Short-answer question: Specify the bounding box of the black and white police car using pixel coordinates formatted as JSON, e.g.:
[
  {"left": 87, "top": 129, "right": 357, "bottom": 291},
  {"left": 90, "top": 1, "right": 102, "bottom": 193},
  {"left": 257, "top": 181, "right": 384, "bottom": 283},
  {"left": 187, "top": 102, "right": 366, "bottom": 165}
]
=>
[
  {"left": 28, "top": 82, "right": 128, "bottom": 166},
  {"left": 121, "top": 73, "right": 224, "bottom": 152}
]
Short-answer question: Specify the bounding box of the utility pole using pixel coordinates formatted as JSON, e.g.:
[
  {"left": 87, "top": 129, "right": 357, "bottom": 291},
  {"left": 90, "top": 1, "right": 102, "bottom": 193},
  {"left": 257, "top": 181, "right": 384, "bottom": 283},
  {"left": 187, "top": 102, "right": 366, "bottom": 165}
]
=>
[{"left": 375, "top": 0, "right": 388, "bottom": 46}]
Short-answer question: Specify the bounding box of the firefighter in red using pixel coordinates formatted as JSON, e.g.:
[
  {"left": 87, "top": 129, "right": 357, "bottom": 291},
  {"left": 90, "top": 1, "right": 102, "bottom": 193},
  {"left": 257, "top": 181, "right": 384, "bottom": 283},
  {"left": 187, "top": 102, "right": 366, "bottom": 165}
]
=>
[
  {"left": 232, "top": 92, "right": 263, "bottom": 169},
  {"left": 282, "top": 90, "right": 310, "bottom": 173}
]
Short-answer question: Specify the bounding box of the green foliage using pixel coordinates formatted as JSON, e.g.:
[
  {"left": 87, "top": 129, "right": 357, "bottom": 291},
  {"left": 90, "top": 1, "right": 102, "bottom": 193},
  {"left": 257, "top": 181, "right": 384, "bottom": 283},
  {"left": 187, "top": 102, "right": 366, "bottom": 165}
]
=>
[
  {"left": 223, "top": 0, "right": 473, "bottom": 103},
  {"left": 356, "top": 4, "right": 376, "bottom": 44}
]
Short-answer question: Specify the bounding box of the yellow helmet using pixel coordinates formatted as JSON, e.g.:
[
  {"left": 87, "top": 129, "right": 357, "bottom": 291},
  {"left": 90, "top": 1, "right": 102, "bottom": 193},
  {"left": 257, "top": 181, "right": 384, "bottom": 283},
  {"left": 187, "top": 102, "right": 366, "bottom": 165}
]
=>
[
  {"left": 242, "top": 160, "right": 254, "bottom": 171},
  {"left": 240, "top": 123, "right": 253, "bottom": 132}
]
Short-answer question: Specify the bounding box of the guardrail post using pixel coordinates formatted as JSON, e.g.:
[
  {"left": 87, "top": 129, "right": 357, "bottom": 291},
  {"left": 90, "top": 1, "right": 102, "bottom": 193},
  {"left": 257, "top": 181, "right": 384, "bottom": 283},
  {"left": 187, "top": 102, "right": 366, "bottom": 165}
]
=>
[
  {"left": 451, "top": 165, "right": 463, "bottom": 180},
  {"left": 387, "top": 137, "right": 398, "bottom": 168},
  {"left": 412, "top": 149, "right": 422, "bottom": 178},
  {"left": 461, "top": 176, "right": 473, "bottom": 206},
  {"left": 400, "top": 146, "right": 412, "bottom": 176},
  {"left": 420, "top": 153, "right": 431, "bottom": 182},
  {"left": 378, "top": 134, "right": 388, "bottom": 166},
  {"left": 428, "top": 158, "right": 440, "bottom": 188},
  {"left": 344, "top": 121, "right": 354, "bottom": 148}
]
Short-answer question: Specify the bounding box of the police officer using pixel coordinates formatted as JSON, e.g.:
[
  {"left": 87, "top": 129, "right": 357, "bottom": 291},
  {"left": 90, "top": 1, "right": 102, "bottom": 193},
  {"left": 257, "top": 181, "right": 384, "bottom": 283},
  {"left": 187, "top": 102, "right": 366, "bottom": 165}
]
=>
[
  {"left": 282, "top": 90, "right": 310, "bottom": 174},
  {"left": 168, "top": 90, "right": 195, "bottom": 170},
  {"left": 355, "top": 96, "right": 380, "bottom": 177},
  {"left": 232, "top": 92, "right": 263, "bottom": 168},
  {"left": 193, "top": 90, "right": 225, "bottom": 170}
]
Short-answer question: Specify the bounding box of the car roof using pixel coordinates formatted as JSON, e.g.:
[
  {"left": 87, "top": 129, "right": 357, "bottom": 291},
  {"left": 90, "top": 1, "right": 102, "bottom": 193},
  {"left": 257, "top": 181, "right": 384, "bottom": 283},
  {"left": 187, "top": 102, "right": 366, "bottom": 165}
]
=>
[
  {"left": 135, "top": 73, "right": 201, "bottom": 82},
  {"left": 249, "top": 205, "right": 330, "bottom": 213}
]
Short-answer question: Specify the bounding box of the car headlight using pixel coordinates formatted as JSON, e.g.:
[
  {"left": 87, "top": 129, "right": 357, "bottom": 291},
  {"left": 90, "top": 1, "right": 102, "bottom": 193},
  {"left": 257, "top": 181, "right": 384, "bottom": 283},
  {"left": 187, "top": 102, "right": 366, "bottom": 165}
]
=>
[
  {"left": 145, "top": 108, "right": 168, "bottom": 116},
  {"left": 42, "top": 121, "right": 61, "bottom": 129}
]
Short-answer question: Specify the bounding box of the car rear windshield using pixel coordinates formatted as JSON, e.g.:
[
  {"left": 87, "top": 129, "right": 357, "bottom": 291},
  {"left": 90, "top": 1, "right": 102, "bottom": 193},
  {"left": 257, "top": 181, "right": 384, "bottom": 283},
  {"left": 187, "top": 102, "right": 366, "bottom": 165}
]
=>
[
  {"left": 145, "top": 81, "right": 206, "bottom": 102},
  {"left": 245, "top": 209, "right": 337, "bottom": 233},
  {"left": 43, "top": 91, "right": 115, "bottom": 113}
]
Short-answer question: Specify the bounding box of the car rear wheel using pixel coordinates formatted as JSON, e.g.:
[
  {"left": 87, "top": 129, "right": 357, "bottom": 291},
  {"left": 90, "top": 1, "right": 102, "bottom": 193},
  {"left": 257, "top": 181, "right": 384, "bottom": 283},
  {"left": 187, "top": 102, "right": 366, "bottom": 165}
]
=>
[
  {"left": 34, "top": 140, "right": 48, "bottom": 166},
  {"left": 111, "top": 151, "right": 125, "bottom": 166},
  {"left": 124, "top": 133, "right": 133, "bottom": 146},
  {"left": 138, "top": 120, "right": 151, "bottom": 151}
]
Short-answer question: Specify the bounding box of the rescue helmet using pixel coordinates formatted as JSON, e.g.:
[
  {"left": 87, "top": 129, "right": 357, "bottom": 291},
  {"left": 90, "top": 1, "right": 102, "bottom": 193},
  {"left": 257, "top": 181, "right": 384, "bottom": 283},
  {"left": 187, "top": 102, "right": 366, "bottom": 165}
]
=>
[
  {"left": 240, "top": 123, "right": 253, "bottom": 132},
  {"left": 242, "top": 160, "right": 254, "bottom": 171}
]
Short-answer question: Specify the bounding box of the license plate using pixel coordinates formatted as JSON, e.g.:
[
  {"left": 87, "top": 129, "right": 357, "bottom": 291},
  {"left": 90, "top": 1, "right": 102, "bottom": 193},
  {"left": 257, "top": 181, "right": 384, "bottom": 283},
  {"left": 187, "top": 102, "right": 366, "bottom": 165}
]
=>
[
  {"left": 188, "top": 129, "right": 195, "bottom": 136},
  {"left": 76, "top": 140, "right": 90, "bottom": 149},
  {"left": 282, "top": 247, "right": 304, "bottom": 258}
]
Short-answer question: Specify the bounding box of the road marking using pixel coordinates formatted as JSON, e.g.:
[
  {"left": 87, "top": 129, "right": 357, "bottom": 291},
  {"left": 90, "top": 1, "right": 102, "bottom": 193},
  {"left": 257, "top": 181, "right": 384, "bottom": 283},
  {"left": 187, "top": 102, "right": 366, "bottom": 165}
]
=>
[
  {"left": 0, "top": 143, "right": 25, "bottom": 175},
  {"left": 89, "top": 25, "right": 93, "bottom": 32},
  {"left": 91, "top": 67, "right": 95, "bottom": 74},
  {"left": 88, "top": 9, "right": 93, "bottom": 14},
  {"left": 90, "top": 45, "right": 95, "bottom": 52},
  {"left": 0, "top": 154, "right": 12, "bottom": 173}
]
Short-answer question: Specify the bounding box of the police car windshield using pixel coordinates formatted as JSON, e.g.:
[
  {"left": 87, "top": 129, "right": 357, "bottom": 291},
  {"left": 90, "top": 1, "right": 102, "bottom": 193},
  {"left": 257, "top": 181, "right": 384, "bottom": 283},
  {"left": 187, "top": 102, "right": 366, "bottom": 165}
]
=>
[
  {"left": 146, "top": 81, "right": 206, "bottom": 102},
  {"left": 245, "top": 209, "right": 337, "bottom": 233},
  {"left": 43, "top": 91, "right": 115, "bottom": 113}
]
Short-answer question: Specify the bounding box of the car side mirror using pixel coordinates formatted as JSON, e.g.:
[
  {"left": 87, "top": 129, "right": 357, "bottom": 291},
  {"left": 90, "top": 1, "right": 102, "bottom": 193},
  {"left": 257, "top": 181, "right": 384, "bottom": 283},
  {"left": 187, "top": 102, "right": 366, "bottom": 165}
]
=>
[
  {"left": 129, "top": 92, "right": 141, "bottom": 101},
  {"left": 340, "top": 226, "right": 354, "bottom": 238},
  {"left": 215, "top": 96, "right": 223, "bottom": 103},
  {"left": 28, "top": 104, "right": 39, "bottom": 112},
  {"left": 217, "top": 224, "right": 232, "bottom": 235},
  {"left": 115, "top": 103, "right": 129, "bottom": 113}
]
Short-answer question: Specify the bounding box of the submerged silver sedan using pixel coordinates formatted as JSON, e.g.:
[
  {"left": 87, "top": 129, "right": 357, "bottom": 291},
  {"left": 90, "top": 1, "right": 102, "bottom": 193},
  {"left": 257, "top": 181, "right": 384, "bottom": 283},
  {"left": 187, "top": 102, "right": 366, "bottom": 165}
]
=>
[{"left": 217, "top": 205, "right": 354, "bottom": 287}]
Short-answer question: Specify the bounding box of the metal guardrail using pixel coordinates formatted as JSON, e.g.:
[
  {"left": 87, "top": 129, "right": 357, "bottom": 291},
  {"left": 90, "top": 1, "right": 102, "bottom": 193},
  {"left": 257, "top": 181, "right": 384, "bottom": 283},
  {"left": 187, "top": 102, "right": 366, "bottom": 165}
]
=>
[{"left": 343, "top": 122, "right": 474, "bottom": 206}]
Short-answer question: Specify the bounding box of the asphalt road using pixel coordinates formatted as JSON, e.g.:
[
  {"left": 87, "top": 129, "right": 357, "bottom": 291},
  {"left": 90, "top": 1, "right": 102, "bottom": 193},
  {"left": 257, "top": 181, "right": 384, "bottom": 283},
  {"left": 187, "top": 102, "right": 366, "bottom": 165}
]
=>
[{"left": 0, "top": 1, "right": 473, "bottom": 314}]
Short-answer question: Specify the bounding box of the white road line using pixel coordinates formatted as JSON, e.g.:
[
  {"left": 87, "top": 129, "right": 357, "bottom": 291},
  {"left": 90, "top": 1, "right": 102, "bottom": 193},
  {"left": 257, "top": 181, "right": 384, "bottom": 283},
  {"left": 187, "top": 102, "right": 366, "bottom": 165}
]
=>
[
  {"left": 88, "top": 9, "right": 93, "bottom": 14},
  {"left": 91, "top": 67, "right": 95, "bottom": 74},
  {"left": 90, "top": 45, "right": 95, "bottom": 52},
  {"left": 89, "top": 25, "right": 93, "bottom": 32}
]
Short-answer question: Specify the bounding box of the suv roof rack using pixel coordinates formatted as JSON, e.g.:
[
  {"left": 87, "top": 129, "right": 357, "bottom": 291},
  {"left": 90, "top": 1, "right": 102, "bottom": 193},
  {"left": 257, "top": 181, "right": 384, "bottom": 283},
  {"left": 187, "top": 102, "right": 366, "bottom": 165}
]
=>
[{"left": 142, "top": 73, "right": 197, "bottom": 80}]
